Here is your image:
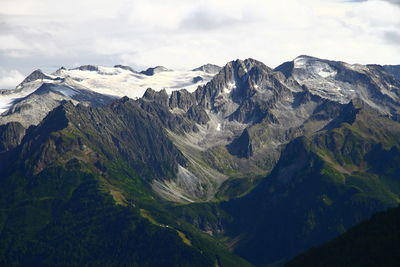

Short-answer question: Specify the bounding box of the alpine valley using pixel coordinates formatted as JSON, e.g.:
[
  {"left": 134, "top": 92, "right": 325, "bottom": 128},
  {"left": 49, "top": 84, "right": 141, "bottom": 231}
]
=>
[{"left": 1, "top": 55, "right": 400, "bottom": 266}]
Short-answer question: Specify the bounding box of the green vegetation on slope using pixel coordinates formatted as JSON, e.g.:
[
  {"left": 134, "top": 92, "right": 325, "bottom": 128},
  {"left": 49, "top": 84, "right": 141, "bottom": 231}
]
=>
[
  {"left": 213, "top": 103, "right": 400, "bottom": 266},
  {"left": 286, "top": 205, "right": 400, "bottom": 267},
  {"left": 0, "top": 167, "right": 215, "bottom": 267},
  {"left": 0, "top": 100, "right": 251, "bottom": 267}
]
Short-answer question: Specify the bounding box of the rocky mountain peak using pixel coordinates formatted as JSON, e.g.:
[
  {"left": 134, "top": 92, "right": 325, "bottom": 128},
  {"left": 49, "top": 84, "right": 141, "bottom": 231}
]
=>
[
  {"left": 275, "top": 55, "right": 342, "bottom": 80},
  {"left": 274, "top": 55, "right": 400, "bottom": 119},
  {"left": 142, "top": 88, "right": 169, "bottom": 106},
  {"left": 169, "top": 89, "right": 196, "bottom": 111},
  {"left": 21, "top": 69, "right": 53, "bottom": 84},
  {"left": 194, "top": 58, "right": 293, "bottom": 122},
  {"left": 195, "top": 59, "right": 268, "bottom": 99}
]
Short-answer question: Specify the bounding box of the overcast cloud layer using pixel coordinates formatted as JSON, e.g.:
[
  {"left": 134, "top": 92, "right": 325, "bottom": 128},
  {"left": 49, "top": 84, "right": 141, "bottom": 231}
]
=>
[{"left": 0, "top": 0, "right": 399, "bottom": 88}]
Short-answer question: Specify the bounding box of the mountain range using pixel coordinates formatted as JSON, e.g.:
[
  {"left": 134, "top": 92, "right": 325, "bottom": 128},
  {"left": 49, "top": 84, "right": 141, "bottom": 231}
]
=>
[{"left": 0, "top": 55, "right": 399, "bottom": 266}]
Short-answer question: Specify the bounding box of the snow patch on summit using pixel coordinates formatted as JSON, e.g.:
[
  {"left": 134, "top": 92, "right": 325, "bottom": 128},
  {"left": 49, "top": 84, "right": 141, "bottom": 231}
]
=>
[
  {"left": 57, "top": 66, "right": 215, "bottom": 99},
  {"left": 0, "top": 65, "right": 217, "bottom": 116},
  {"left": 293, "top": 56, "right": 308, "bottom": 68},
  {"left": 294, "top": 56, "right": 337, "bottom": 78}
]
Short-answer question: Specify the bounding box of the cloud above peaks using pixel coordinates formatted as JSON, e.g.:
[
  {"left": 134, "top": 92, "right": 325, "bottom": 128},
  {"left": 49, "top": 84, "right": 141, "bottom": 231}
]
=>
[
  {"left": 384, "top": 0, "right": 400, "bottom": 6},
  {"left": 0, "top": 68, "right": 24, "bottom": 89},
  {"left": 180, "top": 8, "right": 241, "bottom": 31},
  {"left": 346, "top": 0, "right": 400, "bottom": 6},
  {"left": 0, "top": 0, "right": 399, "bottom": 89}
]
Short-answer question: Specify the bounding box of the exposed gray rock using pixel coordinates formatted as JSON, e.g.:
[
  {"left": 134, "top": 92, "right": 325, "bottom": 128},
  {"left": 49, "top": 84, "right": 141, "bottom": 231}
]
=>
[
  {"left": 15, "top": 99, "right": 187, "bottom": 179},
  {"left": 138, "top": 92, "right": 197, "bottom": 134},
  {"left": 169, "top": 89, "right": 196, "bottom": 111},
  {"left": 186, "top": 105, "right": 209, "bottom": 125},
  {"left": 194, "top": 58, "right": 298, "bottom": 123},
  {"left": 142, "top": 88, "right": 169, "bottom": 106}
]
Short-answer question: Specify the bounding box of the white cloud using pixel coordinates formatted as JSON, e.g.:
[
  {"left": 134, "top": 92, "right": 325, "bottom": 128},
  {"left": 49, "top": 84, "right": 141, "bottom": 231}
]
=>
[
  {"left": 0, "top": 0, "right": 399, "bottom": 78},
  {"left": 0, "top": 68, "right": 24, "bottom": 89}
]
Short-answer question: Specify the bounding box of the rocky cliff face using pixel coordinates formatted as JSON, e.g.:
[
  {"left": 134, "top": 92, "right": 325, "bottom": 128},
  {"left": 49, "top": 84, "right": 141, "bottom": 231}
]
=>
[{"left": 12, "top": 98, "right": 187, "bottom": 181}]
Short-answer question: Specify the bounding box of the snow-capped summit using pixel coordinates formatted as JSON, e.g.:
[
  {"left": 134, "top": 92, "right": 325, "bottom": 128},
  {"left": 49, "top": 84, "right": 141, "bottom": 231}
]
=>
[
  {"left": 293, "top": 55, "right": 338, "bottom": 78},
  {"left": 2, "top": 56, "right": 399, "bottom": 130},
  {"left": 50, "top": 64, "right": 215, "bottom": 98},
  {"left": 0, "top": 63, "right": 217, "bottom": 126},
  {"left": 274, "top": 55, "right": 400, "bottom": 116},
  {"left": 20, "top": 69, "right": 55, "bottom": 85}
]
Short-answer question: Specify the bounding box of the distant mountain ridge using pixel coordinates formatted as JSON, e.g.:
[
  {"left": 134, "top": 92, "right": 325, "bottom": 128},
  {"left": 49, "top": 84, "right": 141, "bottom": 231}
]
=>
[
  {"left": 275, "top": 55, "right": 400, "bottom": 118},
  {"left": 0, "top": 55, "right": 399, "bottom": 266},
  {"left": 2, "top": 56, "right": 400, "bottom": 202}
]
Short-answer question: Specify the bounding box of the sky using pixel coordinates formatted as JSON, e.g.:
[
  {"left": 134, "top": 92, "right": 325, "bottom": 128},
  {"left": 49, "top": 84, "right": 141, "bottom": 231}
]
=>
[{"left": 0, "top": 0, "right": 399, "bottom": 88}]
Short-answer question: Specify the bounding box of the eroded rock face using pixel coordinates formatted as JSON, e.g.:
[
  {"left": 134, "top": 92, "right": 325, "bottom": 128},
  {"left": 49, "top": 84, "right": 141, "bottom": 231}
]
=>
[
  {"left": 142, "top": 88, "right": 169, "bottom": 106},
  {"left": 13, "top": 98, "right": 187, "bottom": 180},
  {"left": 138, "top": 58, "right": 362, "bottom": 200},
  {"left": 194, "top": 58, "right": 298, "bottom": 123},
  {"left": 169, "top": 89, "right": 197, "bottom": 111},
  {"left": 186, "top": 105, "right": 209, "bottom": 125}
]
